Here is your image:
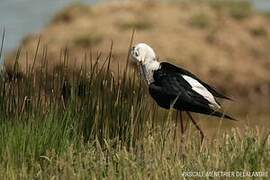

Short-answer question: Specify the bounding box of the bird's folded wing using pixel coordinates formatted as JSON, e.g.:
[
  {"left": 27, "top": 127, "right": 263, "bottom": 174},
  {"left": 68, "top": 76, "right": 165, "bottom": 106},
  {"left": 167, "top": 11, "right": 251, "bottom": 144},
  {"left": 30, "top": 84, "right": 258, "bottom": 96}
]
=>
[
  {"left": 151, "top": 71, "right": 213, "bottom": 110},
  {"left": 160, "top": 62, "right": 231, "bottom": 100}
]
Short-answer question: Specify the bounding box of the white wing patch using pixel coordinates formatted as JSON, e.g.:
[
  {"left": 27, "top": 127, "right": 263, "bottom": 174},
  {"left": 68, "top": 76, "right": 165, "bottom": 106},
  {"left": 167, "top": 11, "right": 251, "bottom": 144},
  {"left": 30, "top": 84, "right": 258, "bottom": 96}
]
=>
[{"left": 182, "top": 75, "right": 221, "bottom": 109}]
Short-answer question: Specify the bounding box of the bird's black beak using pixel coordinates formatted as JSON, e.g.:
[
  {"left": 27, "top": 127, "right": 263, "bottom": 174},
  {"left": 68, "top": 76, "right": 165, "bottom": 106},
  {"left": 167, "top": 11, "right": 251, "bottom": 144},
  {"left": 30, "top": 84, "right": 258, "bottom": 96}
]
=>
[
  {"left": 130, "top": 46, "right": 135, "bottom": 53},
  {"left": 129, "top": 46, "right": 135, "bottom": 59}
]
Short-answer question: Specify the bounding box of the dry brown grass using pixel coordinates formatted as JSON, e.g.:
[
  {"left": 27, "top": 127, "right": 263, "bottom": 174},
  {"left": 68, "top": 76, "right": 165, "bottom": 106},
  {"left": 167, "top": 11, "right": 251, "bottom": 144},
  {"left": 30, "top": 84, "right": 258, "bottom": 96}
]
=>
[{"left": 4, "top": 1, "right": 270, "bottom": 101}]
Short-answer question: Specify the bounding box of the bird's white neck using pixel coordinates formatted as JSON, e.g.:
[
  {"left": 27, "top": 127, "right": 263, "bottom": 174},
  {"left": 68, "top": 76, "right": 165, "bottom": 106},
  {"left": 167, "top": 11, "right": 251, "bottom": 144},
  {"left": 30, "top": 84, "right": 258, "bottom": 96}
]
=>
[{"left": 139, "top": 58, "right": 160, "bottom": 84}]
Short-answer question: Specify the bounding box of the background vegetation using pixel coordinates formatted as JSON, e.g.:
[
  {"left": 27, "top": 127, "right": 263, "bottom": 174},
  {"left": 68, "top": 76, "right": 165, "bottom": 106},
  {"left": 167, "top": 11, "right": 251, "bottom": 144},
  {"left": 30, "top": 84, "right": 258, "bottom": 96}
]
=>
[
  {"left": 5, "top": 0, "right": 270, "bottom": 104},
  {"left": 1, "top": 0, "right": 270, "bottom": 179}
]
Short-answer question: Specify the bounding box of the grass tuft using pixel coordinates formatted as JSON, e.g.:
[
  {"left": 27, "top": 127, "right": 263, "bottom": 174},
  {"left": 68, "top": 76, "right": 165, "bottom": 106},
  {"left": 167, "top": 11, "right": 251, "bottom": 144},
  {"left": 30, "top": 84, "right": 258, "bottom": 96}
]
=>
[
  {"left": 262, "top": 11, "right": 270, "bottom": 19},
  {"left": 228, "top": 1, "right": 253, "bottom": 20},
  {"left": 250, "top": 26, "right": 268, "bottom": 38},
  {"left": 118, "top": 20, "right": 153, "bottom": 31},
  {"left": 53, "top": 3, "right": 93, "bottom": 23},
  {"left": 190, "top": 13, "right": 211, "bottom": 29},
  {"left": 73, "top": 33, "right": 103, "bottom": 47},
  {"left": 210, "top": 0, "right": 253, "bottom": 21}
]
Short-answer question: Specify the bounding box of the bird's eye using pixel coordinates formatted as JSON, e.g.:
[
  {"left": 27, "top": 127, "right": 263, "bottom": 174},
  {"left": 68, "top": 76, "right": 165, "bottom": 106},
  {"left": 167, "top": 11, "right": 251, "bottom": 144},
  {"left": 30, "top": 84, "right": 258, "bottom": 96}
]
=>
[{"left": 134, "top": 51, "right": 139, "bottom": 57}]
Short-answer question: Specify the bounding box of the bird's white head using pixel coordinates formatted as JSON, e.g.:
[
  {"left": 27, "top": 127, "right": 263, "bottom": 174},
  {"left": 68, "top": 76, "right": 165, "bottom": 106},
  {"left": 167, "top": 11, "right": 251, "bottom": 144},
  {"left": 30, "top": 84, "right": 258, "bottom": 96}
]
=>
[
  {"left": 131, "top": 43, "right": 156, "bottom": 64},
  {"left": 130, "top": 43, "right": 160, "bottom": 84}
]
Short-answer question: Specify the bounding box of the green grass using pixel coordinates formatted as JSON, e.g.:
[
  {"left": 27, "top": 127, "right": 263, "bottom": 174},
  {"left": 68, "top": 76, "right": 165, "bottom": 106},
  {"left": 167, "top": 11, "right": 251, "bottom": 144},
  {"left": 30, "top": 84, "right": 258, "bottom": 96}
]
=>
[{"left": 0, "top": 35, "right": 269, "bottom": 179}]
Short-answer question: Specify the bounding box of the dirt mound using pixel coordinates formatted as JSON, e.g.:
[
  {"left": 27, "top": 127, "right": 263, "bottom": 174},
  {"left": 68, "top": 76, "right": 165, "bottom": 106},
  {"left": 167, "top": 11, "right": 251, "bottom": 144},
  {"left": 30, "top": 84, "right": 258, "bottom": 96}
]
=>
[{"left": 4, "top": 1, "right": 270, "bottom": 101}]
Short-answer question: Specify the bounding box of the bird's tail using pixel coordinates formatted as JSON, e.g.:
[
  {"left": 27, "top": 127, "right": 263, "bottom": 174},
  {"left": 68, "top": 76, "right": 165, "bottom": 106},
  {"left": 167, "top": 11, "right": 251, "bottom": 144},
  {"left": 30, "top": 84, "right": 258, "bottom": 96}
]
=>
[{"left": 210, "top": 111, "right": 236, "bottom": 121}]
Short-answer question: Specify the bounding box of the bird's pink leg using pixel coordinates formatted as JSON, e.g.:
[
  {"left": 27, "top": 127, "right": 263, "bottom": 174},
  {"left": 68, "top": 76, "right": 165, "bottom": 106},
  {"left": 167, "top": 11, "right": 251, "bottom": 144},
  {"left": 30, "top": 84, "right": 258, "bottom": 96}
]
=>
[
  {"left": 186, "top": 112, "right": 205, "bottom": 144},
  {"left": 179, "top": 111, "right": 184, "bottom": 135}
]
